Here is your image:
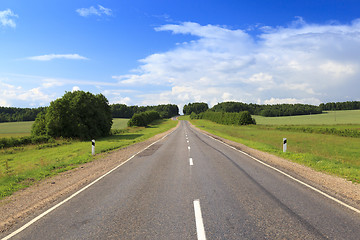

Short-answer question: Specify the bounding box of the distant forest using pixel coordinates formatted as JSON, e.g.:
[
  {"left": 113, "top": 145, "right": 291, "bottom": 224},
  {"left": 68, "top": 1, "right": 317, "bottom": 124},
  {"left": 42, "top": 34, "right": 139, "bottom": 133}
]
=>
[
  {"left": 0, "top": 104, "right": 179, "bottom": 123},
  {"left": 1, "top": 101, "right": 360, "bottom": 123},
  {"left": 183, "top": 100, "right": 360, "bottom": 117},
  {"left": 111, "top": 104, "right": 179, "bottom": 119},
  {"left": 0, "top": 107, "right": 47, "bottom": 123}
]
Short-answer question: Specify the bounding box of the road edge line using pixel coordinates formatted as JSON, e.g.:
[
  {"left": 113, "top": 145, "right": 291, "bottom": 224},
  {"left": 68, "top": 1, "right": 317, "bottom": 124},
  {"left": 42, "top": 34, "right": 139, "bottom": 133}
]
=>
[{"left": 1, "top": 127, "right": 177, "bottom": 240}]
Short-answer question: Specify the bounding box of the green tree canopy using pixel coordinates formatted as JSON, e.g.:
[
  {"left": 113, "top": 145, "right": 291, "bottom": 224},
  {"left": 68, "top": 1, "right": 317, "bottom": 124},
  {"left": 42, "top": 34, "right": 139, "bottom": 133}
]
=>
[
  {"left": 183, "top": 102, "right": 209, "bottom": 115},
  {"left": 32, "top": 91, "right": 112, "bottom": 140}
]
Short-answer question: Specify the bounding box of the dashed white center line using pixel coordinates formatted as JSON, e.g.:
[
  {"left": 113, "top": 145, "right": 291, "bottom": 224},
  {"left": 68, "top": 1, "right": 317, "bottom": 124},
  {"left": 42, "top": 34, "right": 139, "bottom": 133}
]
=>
[
  {"left": 188, "top": 146, "right": 191, "bottom": 150},
  {"left": 193, "top": 199, "right": 207, "bottom": 240},
  {"left": 189, "top": 158, "right": 193, "bottom": 166}
]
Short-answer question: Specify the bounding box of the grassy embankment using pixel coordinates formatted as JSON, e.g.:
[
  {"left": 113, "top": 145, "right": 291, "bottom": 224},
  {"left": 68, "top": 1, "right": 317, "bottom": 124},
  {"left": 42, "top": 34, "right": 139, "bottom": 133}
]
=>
[
  {"left": 180, "top": 110, "right": 360, "bottom": 183},
  {"left": 0, "top": 118, "right": 177, "bottom": 199}
]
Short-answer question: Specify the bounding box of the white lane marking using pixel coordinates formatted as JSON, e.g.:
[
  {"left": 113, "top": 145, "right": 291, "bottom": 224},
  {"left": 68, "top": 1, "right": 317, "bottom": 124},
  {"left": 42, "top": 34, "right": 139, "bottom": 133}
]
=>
[
  {"left": 193, "top": 199, "right": 206, "bottom": 240},
  {"left": 1, "top": 129, "right": 177, "bottom": 240},
  {"left": 187, "top": 140, "right": 189, "bottom": 143},
  {"left": 189, "top": 158, "right": 194, "bottom": 166},
  {"left": 188, "top": 146, "right": 191, "bottom": 150},
  {"left": 203, "top": 133, "right": 360, "bottom": 214}
]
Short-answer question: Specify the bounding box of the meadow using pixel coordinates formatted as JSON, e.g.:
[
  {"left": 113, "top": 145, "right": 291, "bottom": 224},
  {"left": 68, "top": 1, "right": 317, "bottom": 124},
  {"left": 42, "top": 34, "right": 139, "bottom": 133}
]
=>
[
  {"left": 0, "top": 121, "right": 33, "bottom": 138},
  {"left": 0, "top": 118, "right": 177, "bottom": 199},
  {"left": 253, "top": 110, "right": 360, "bottom": 125},
  {"left": 181, "top": 110, "right": 360, "bottom": 183}
]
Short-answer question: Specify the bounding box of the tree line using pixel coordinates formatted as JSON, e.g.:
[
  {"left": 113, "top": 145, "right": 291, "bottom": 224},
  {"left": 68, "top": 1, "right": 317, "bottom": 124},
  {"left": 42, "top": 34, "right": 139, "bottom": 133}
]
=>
[
  {"left": 190, "top": 111, "right": 256, "bottom": 125},
  {"left": 210, "top": 102, "right": 322, "bottom": 117},
  {"left": 0, "top": 107, "right": 46, "bottom": 123},
  {"left": 183, "top": 102, "right": 209, "bottom": 115},
  {"left": 319, "top": 101, "right": 360, "bottom": 111},
  {"left": 111, "top": 103, "right": 179, "bottom": 119},
  {"left": 0, "top": 103, "right": 179, "bottom": 123},
  {"left": 183, "top": 101, "right": 360, "bottom": 117}
]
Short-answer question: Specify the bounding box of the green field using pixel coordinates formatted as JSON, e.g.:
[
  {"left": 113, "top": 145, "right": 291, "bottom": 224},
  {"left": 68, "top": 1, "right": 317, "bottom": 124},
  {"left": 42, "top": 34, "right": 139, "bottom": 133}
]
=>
[
  {"left": 0, "top": 121, "right": 33, "bottom": 138},
  {"left": 0, "top": 119, "right": 177, "bottom": 199},
  {"left": 253, "top": 110, "right": 360, "bottom": 125},
  {"left": 112, "top": 118, "right": 129, "bottom": 129},
  {"left": 181, "top": 110, "right": 360, "bottom": 183}
]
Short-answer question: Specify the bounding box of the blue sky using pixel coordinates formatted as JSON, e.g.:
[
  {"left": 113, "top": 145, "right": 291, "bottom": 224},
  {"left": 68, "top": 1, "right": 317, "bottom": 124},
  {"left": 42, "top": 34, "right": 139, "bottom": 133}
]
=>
[{"left": 1, "top": 0, "right": 360, "bottom": 111}]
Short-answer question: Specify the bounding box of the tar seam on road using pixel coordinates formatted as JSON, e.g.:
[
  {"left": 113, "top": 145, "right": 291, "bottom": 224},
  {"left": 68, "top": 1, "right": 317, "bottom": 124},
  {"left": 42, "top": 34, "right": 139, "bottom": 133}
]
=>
[
  {"left": 1, "top": 128, "right": 178, "bottom": 240},
  {"left": 200, "top": 130, "right": 360, "bottom": 215},
  {"left": 193, "top": 199, "right": 207, "bottom": 240}
]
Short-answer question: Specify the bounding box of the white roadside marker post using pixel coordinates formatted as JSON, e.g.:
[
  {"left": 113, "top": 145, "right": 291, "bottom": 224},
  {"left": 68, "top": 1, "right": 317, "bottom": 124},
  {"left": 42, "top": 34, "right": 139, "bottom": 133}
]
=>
[
  {"left": 283, "top": 138, "right": 287, "bottom": 153},
  {"left": 92, "top": 139, "right": 95, "bottom": 155}
]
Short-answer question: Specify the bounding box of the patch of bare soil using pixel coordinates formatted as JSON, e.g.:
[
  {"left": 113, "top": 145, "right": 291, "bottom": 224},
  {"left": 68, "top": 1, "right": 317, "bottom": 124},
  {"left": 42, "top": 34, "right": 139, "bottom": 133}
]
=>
[
  {"left": 0, "top": 123, "right": 179, "bottom": 233},
  {"left": 190, "top": 123, "right": 360, "bottom": 209}
]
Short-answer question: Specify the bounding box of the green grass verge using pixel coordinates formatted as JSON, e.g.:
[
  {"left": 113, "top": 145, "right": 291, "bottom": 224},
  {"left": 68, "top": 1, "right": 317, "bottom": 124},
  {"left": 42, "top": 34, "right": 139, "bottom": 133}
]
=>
[
  {"left": 188, "top": 118, "right": 360, "bottom": 183},
  {"left": 0, "top": 119, "right": 178, "bottom": 199}
]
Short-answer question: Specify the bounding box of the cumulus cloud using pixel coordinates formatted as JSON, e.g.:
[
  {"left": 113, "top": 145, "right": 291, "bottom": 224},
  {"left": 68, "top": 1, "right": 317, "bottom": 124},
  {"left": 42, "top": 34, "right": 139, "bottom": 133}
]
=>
[
  {"left": 72, "top": 86, "right": 80, "bottom": 92},
  {"left": 76, "top": 5, "right": 112, "bottom": 17},
  {"left": 27, "top": 54, "right": 89, "bottom": 61},
  {"left": 0, "top": 80, "right": 53, "bottom": 106},
  {"left": 0, "top": 9, "right": 18, "bottom": 28},
  {"left": 113, "top": 19, "right": 360, "bottom": 106}
]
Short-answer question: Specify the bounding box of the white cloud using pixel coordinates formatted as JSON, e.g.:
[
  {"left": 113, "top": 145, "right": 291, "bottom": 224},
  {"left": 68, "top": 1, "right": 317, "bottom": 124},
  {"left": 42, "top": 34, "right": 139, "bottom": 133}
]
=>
[
  {"left": 42, "top": 78, "right": 65, "bottom": 88},
  {"left": 76, "top": 5, "right": 112, "bottom": 17},
  {"left": 112, "top": 19, "right": 360, "bottom": 107},
  {"left": 264, "top": 97, "right": 322, "bottom": 105},
  {"left": 0, "top": 9, "right": 18, "bottom": 28},
  {"left": 27, "top": 54, "right": 88, "bottom": 61},
  {"left": 72, "top": 86, "right": 80, "bottom": 92},
  {"left": 0, "top": 80, "right": 53, "bottom": 106}
]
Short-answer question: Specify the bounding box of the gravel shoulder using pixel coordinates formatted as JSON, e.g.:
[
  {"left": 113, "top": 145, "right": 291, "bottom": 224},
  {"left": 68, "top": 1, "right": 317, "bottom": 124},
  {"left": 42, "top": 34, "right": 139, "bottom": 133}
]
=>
[
  {"left": 0, "top": 123, "right": 179, "bottom": 233},
  {"left": 189, "top": 122, "right": 360, "bottom": 209}
]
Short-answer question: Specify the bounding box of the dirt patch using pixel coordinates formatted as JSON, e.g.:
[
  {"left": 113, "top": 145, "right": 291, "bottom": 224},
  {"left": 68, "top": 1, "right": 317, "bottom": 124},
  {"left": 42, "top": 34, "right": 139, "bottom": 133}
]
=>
[
  {"left": 189, "top": 122, "right": 360, "bottom": 209},
  {"left": 0, "top": 123, "right": 179, "bottom": 233}
]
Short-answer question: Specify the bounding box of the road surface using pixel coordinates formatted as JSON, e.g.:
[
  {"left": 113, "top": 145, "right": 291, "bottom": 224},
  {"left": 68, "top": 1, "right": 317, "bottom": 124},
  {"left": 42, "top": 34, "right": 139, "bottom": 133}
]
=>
[{"left": 2, "top": 120, "right": 360, "bottom": 239}]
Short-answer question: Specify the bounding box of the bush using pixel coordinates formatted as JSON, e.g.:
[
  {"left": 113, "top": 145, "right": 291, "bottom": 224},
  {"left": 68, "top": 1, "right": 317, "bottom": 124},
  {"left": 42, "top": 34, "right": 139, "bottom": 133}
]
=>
[
  {"left": 195, "top": 111, "right": 256, "bottom": 126},
  {"left": 0, "top": 135, "right": 53, "bottom": 149},
  {"left": 128, "top": 111, "right": 161, "bottom": 127}
]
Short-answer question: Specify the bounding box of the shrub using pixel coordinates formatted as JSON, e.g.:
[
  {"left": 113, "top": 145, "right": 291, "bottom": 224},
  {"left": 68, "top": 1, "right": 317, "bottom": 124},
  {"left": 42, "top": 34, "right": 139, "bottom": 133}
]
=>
[
  {"left": 195, "top": 111, "right": 256, "bottom": 126},
  {"left": 128, "top": 111, "right": 161, "bottom": 127}
]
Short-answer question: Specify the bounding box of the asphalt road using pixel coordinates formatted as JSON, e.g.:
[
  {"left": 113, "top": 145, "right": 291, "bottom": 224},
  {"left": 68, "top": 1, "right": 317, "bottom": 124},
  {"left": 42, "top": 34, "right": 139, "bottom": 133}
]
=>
[{"left": 3, "top": 120, "right": 360, "bottom": 239}]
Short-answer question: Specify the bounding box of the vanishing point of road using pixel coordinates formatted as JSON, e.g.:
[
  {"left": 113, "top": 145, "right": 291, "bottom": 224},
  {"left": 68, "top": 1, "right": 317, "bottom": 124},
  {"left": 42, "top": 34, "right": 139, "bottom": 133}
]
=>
[{"left": 2, "top": 121, "right": 360, "bottom": 239}]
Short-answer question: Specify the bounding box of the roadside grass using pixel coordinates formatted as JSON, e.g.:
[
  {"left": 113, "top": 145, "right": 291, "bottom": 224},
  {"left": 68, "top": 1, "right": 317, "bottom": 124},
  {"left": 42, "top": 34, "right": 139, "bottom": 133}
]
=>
[
  {"left": 0, "top": 119, "right": 178, "bottom": 199},
  {"left": 112, "top": 118, "right": 129, "bottom": 129},
  {"left": 184, "top": 114, "right": 360, "bottom": 183}
]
